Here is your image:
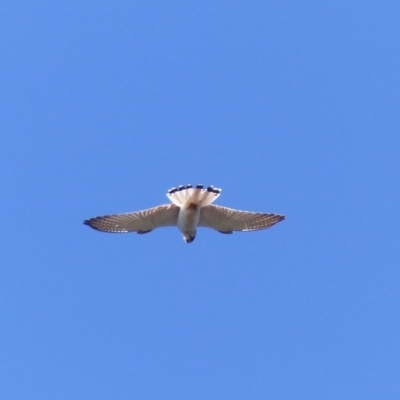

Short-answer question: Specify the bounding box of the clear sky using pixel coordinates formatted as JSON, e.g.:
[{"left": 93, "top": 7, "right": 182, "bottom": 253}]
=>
[{"left": 2, "top": 2, "right": 399, "bottom": 399}]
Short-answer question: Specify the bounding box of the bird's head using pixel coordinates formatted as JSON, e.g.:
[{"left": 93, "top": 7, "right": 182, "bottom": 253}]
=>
[{"left": 183, "top": 233, "right": 196, "bottom": 243}]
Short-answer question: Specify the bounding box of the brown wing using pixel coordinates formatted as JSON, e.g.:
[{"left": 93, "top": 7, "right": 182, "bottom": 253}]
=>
[
  {"left": 84, "top": 203, "right": 179, "bottom": 233},
  {"left": 198, "top": 204, "right": 285, "bottom": 233}
]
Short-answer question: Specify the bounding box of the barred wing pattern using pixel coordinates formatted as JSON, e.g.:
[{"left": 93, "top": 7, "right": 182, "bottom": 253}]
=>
[
  {"left": 84, "top": 204, "right": 179, "bottom": 233},
  {"left": 199, "top": 205, "right": 285, "bottom": 233}
]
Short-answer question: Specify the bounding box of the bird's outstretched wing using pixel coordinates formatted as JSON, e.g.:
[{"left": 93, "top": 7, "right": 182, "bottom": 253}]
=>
[
  {"left": 84, "top": 204, "right": 179, "bottom": 233},
  {"left": 199, "top": 205, "right": 285, "bottom": 233}
]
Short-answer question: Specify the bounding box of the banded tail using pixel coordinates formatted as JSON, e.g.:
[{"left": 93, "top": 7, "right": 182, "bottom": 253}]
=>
[{"left": 167, "top": 184, "right": 221, "bottom": 207}]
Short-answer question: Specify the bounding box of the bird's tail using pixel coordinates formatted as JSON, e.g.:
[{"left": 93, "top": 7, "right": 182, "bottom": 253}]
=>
[{"left": 167, "top": 184, "right": 221, "bottom": 207}]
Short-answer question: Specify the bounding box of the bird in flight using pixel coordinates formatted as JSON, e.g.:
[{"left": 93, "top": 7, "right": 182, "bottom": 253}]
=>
[{"left": 84, "top": 184, "right": 285, "bottom": 243}]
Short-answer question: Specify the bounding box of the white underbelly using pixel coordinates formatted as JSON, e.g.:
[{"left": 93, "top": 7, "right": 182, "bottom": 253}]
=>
[{"left": 177, "top": 207, "right": 200, "bottom": 235}]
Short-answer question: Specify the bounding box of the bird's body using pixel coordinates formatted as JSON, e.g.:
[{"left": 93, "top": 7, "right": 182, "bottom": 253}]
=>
[
  {"left": 177, "top": 204, "right": 201, "bottom": 243},
  {"left": 84, "top": 184, "right": 285, "bottom": 243}
]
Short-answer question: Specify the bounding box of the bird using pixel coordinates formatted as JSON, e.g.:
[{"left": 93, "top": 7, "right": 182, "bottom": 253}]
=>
[{"left": 84, "top": 184, "right": 285, "bottom": 243}]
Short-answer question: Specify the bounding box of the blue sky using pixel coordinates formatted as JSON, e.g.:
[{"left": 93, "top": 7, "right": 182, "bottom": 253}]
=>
[{"left": 2, "top": 2, "right": 399, "bottom": 399}]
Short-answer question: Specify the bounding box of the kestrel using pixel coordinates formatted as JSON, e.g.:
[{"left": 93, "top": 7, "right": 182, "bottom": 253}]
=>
[{"left": 84, "top": 184, "right": 285, "bottom": 243}]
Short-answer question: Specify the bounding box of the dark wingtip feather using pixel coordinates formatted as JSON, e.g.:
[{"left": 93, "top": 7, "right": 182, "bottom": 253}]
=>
[{"left": 83, "top": 218, "right": 101, "bottom": 231}]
